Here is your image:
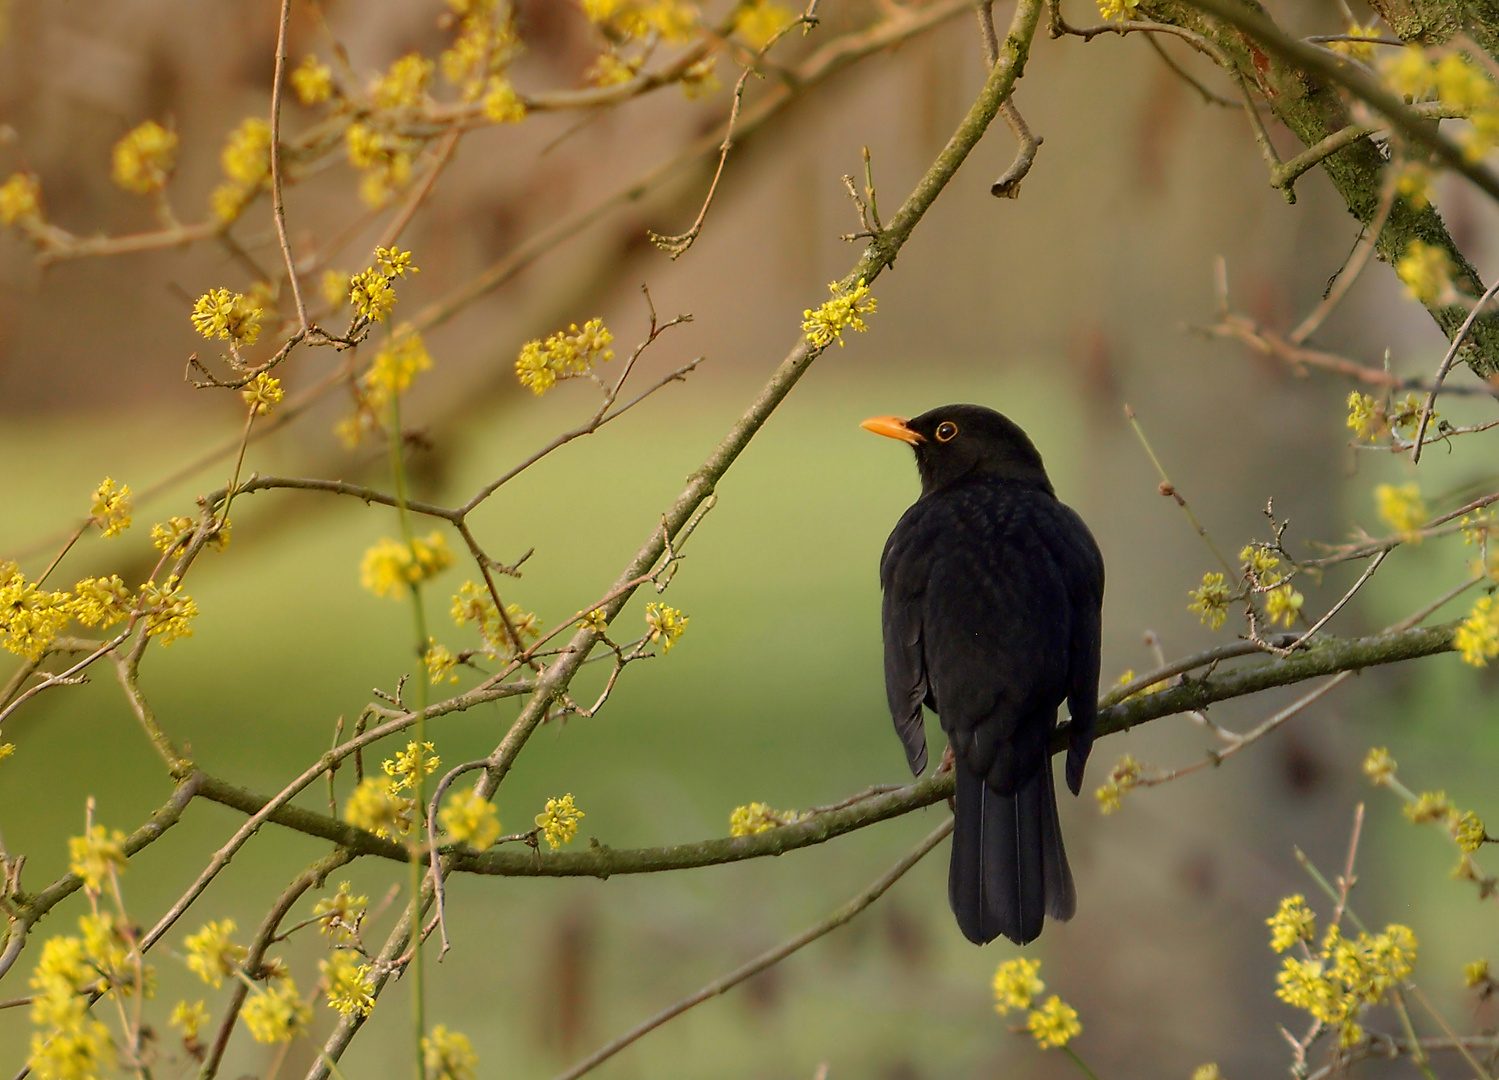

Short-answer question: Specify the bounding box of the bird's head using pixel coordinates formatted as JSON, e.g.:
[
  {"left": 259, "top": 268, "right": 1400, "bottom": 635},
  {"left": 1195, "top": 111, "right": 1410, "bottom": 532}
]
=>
[{"left": 861, "top": 404, "right": 1053, "bottom": 495}]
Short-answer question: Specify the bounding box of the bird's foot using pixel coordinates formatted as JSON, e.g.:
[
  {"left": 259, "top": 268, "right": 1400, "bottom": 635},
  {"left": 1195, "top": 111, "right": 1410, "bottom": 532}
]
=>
[{"left": 936, "top": 744, "right": 956, "bottom": 775}]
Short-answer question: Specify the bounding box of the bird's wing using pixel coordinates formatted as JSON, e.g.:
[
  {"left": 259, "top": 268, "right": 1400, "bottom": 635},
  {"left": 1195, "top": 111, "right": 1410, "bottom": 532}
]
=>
[
  {"left": 1049, "top": 501, "right": 1105, "bottom": 796},
  {"left": 917, "top": 484, "right": 1073, "bottom": 794},
  {"left": 880, "top": 508, "right": 935, "bottom": 776}
]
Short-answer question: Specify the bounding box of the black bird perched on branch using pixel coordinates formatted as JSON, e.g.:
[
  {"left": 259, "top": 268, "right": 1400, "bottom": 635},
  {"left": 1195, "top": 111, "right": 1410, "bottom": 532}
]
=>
[{"left": 863, "top": 405, "right": 1104, "bottom": 946}]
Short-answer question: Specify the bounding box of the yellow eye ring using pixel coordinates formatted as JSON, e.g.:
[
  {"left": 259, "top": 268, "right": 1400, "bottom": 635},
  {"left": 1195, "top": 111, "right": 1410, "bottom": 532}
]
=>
[{"left": 936, "top": 421, "right": 958, "bottom": 442}]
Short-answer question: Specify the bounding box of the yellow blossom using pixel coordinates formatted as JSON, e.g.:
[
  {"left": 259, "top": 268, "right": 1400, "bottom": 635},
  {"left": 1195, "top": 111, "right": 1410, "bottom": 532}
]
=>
[
  {"left": 1095, "top": 0, "right": 1139, "bottom": 19},
  {"left": 1363, "top": 746, "right": 1397, "bottom": 784},
  {"left": 584, "top": 0, "right": 697, "bottom": 41},
  {"left": 321, "top": 269, "right": 351, "bottom": 310},
  {"left": 373, "top": 54, "right": 433, "bottom": 109},
  {"left": 191, "top": 287, "right": 263, "bottom": 345},
  {"left": 291, "top": 55, "right": 334, "bottom": 105},
  {"left": 1435, "top": 52, "right": 1496, "bottom": 108},
  {"left": 361, "top": 533, "right": 454, "bottom": 598},
  {"left": 992, "top": 957, "right": 1044, "bottom": 1014},
  {"left": 1264, "top": 584, "right": 1304, "bottom": 628},
  {"left": 319, "top": 950, "right": 375, "bottom": 1017},
  {"left": 68, "top": 825, "right": 127, "bottom": 891},
  {"left": 28, "top": 1021, "right": 115, "bottom": 1080},
  {"left": 349, "top": 266, "right": 397, "bottom": 323},
  {"left": 111, "top": 120, "right": 178, "bottom": 194},
  {"left": 1375, "top": 482, "right": 1426, "bottom": 537},
  {"left": 589, "top": 52, "right": 639, "bottom": 87},
  {"left": 151, "top": 516, "right": 194, "bottom": 553},
  {"left": 439, "top": 784, "right": 502, "bottom": 849},
  {"left": 241, "top": 372, "right": 284, "bottom": 415},
  {"left": 1188, "top": 571, "right": 1230, "bottom": 629},
  {"left": 729, "top": 801, "right": 798, "bottom": 836},
  {"left": 67, "top": 575, "right": 130, "bottom": 628},
  {"left": 680, "top": 56, "right": 720, "bottom": 99},
  {"left": 79, "top": 912, "right": 136, "bottom": 993},
  {"left": 0, "top": 562, "right": 71, "bottom": 661},
  {"left": 1465, "top": 959, "right": 1490, "bottom": 987},
  {"left": 0, "top": 735, "right": 12, "bottom": 765},
  {"left": 535, "top": 793, "right": 584, "bottom": 849},
  {"left": 424, "top": 1025, "right": 478, "bottom": 1080},
  {"left": 345, "top": 122, "right": 415, "bottom": 207},
  {"left": 1267, "top": 895, "right": 1316, "bottom": 952},
  {"left": 1094, "top": 753, "right": 1140, "bottom": 815},
  {"left": 644, "top": 602, "right": 688, "bottom": 652},
  {"left": 1395, "top": 161, "right": 1434, "bottom": 209},
  {"left": 184, "top": 920, "right": 247, "bottom": 988},
  {"left": 580, "top": 607, "right": 609, "bottom": 633},
  {"left": 1405, "top": 790, "right": 1453, "bottom": 824},
  {"left": 451, "top": 582, "right": 541, "bottom": 655},
  {"left": 1239, "top": 544, "right": 1284, "bottom": 586},
  {"left": 343, "top": 776, "right": 414, "bottom": 839},
  {"left": 363, "top": 329, "right": 432, "bottom": 410},
  {"left": 482, "top": 77, "right": 526, "bottom": 123},
  {"left": 426, "top": 639, "right": 460, "bottom": 683},
  {"left": 312, "top": 882, "right": 367, "bottom": 946},
  {"left": 735, "top": 0, "right": 797, "bottom": 47},
  {"left": 91, "top": 477, "right": 133, "bottom": 537},
  {"left": 139, "top": 577, "right": 199, "bottom": 645},
  {"left": 383, "top": 741, "right": 440, "bottom": 793},
  {"left": 1346, "top": 391, "right": 1382, "bottom": 440},
  {"left": 169, "top": 999, "right": 209, "bottom": 1042},
  {"left": 210, "top": 117, "right": 272, "bottom": 222},
  {"left": 1026, "top": 995, "right": 1081, "bottom": 1049},
  {"left": 1454, "top": 594, "right": 1499, "bottom": 666},
  {"left": 1450, "top": 809, "right": 1487, "bottom": 852},
  {"left": 0, "top": 172, "right": 41, "bottom": 224},
  {"left": 242, "top": 978, "right": 311, "bottom": 1043},
  {"left": 1328, "top": 22, "right": 1381, "bottom": 64},
  {"left": 1395, "top": 240, "right": 1456, "bottom": 306},
  {"left": 1191, "top": 1067, "right": 1223, "bottom": 1080},
  {"left": 803, "top": 278, "right": 876, "bottom": 349},
  {"left": 515, "top": 317, "right": 614, "bottom": 394},
  {"left": 1382, "top": 46, "right": 1435, "bottom": 99},
  {"left": 442, "top": 12, "right": 520, "bottom": 98}
]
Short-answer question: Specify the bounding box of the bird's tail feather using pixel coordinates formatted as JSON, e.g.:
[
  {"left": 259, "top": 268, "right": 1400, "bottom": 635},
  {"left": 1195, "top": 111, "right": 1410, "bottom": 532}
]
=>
[{"left": 949, "top": 763, "right": 1075, "bottom": 945}]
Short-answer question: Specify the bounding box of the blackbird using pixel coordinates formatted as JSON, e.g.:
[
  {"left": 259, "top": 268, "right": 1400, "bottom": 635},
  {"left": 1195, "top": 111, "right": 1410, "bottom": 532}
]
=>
[{"left": 863, "top": 404, "right": 1104, "bottom": 946}]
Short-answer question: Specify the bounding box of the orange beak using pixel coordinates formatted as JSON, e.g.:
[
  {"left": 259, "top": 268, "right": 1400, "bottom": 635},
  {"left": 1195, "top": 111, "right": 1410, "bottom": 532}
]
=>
[{"left": 861, "top": 415, "right": 923, "bottom": 445}]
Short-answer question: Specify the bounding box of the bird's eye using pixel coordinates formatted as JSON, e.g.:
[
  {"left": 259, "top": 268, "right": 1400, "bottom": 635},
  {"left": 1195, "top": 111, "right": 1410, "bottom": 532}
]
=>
[{"left": 936, "top": 421, "right": 958, "bottom": 442}]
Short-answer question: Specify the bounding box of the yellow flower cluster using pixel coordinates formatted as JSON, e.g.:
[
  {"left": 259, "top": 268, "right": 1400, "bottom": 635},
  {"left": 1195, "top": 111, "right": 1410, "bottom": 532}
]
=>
[
  {"left": 0, "top": 732, "right": 13, "bottom": 765},
  {"left": 1, "top": 172, "right": 41, "bottom": 224},
  {"left": 29, "top": 927, "right": 119, "bottom": 1080},
  {"left": 169, "top": 999, "right": 209, "bottom": 1043},
  {"left": 313, "top": 882, "right": 368, "bottom": 946},
  {"left": 291, "top": 54, "right": 334, "bottom": 105},
  {"left": 1465, "top": 959, "right": 1491, "bottom": 988},
  {"left": 1095, "top": 0, "right": 1140, "bottom": 19},
  {"left": 1396, "top": 161, "right": 1434, "bottom": 209},
  {"left": 243, "top": 978, "right": 311, "bottom": 1043},
  {"left": 345, "top": 122, "right": 417, "bottom": 207},
  {"left": 68, "top": 824, "right": 128, "bottom": 891},
  {"left": 644, "top": 602, "right": 689, "bottom": 653},
  {"left": 1362, "top": 746, "right": 1396, "bottom": 784},
  {"left": 735, "top": 0, "right": 797, "bottom": 47},
  {"left": 1191, "top": 1066, "right": 1224, "bottom": 1080},
  {"left": 483, "top": 78, "right": 527, "bottom": 123},
  {"left": 1381, "top": 47, "right": 1499, "bottom": 159},
  {"left": 1094, "top": 753, "right": 1140, "bottom": 815},
  {"left": 111, "top": 120, "right": 178, "bottom": 195},
  {"left": 1239, "top": 544, "right": 1284, "bottom": 587},
  {"left": 515, "top": 317, "right": 615, "bottom": 394},
  {"left": 184, "top": 919, "right": 248, "bottom": 988},
  {"left": 151, "top": 516, "right": 194, "bottom": 553},
  {"left": 343, "top": 776, "right": 415, "bottom": 839},
  {"left": 728, "top": 801, "right": 799, "bottom": 836},
  {"left": 1272, "top": 909, "right": 1416, "bottom": 1046},
  {"left": 1, "top": 564, "right": 137, "bottom": 660},
  {"left": 363, "top": 329, "right": 432, "bottom": 412},
  {"left": 1374, "top": 482, "right": 1426, "bottom": 538},
  {"left": 349, "top": 269, "right": 395, "bottom": 324},
  {"left": 1348, "top": 391, "right": 1437, "bottom": 443},
  {"left": 321, "top": 269, "right": 351, "bottom": 310},
  {"left": 451, "top": 582, "right": 542, "bottom": 657},
  {"left": 1267, "top": 894, "right": 1316, "bottom": 952},
  {"left": 191, "top": 287, "right": 263, "bottom": 345},
  {"left": 1346, "top": 391, "right": 1380, "bottom": 440},
  {"left": 1264, "top": 584, "right": 1304, "bottom": 628},
  {"left": 384, "top": 741, "right": 440, "bottom": 793},
  {"left": 442, "top": 1, "right": 521, "bottom": 101},
  {"left": 1328, "top": 21, "right": 1381, "bottom": 64},
  {"left": 803, "top": 278, "right": 876, "bottom": 349},
  {"left": 1395, "top": 239, "right": 1457, "bottom": 306},
  {"left": 241, "top": 372, "right": 284, "bottom": 415},
  {"left": 589, "top": 52, "right": 640, "bottom": 87},
  {"left": 91, "top": 477, "right": 133, "bottom": 537},
  {"left": 374, "top": 54, "right": 433, "bottom": 110},
  {"left": 993, "top": 958, "right": 1081, "bottom": 1048},
  {"left": 319, "top": 949, "right": 375, "bottom": 1017},
  {"left": 535, "top": 793, "right": 584, "bottom": 849},
  {"left": 1454, "top": 594, "right": 1499, "bottom": 666},
  {"left": 582, "top": 0, "right": 698, "bottom": 42},
  {"left": 1188, "top": 571, "right": 1231, "bottom": 630},
  {"left": 211, "top": 117, "right": 272, "bottom": 223},
  {"left": 424, "top": 1025, "right": 479, "bottom": 1080},
  {"left": 140, "top": 577, "right": 199, "bottom": 645},
  {"left": 426, "top": 639, "right": 460, "bottom": 683},
  {"left": 361, "top": 532, "right": 454, "bottom": 598},
  {"left": 439, "top": 784, "right": 502, "bottom": 849}
]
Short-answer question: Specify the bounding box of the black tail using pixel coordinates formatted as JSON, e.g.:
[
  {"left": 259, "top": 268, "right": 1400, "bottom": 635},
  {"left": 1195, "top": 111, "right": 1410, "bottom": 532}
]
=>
[{"left": 949, "top": 764, "right": 1075, "bottom": 945}]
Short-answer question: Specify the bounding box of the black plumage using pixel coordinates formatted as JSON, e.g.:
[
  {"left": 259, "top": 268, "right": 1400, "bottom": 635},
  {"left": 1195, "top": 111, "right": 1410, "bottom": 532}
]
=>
[{"left": 864, "top": 405, "right": 1104, "bottom": 946}]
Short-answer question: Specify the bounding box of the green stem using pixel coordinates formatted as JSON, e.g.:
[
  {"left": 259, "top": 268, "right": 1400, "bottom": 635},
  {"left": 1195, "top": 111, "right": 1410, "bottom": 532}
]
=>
[
  {"left": 387, "top": 394, "right": 430, "bottom": 1080},
  {"left": 1062, "top": 1045, "right": 1102, "bottom": 1080},
  {"left": 1390, "top": 988, "right": 1439, "bottom": 1080}
]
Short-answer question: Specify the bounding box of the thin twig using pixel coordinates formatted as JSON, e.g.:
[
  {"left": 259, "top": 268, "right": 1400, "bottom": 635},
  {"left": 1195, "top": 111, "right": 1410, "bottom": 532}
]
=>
[
  {"left": 1412, "top": 273, "right": 1499, "bottom": 461},
  {"left": 268, "top": 0, "right": 307, "bottom": 330}
]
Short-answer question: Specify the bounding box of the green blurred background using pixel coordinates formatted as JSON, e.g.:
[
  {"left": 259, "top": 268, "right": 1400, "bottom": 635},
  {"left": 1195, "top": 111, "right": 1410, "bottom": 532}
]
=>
[{"left": 3, "top": 0, "right": 1499, "bottom": 1077}]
